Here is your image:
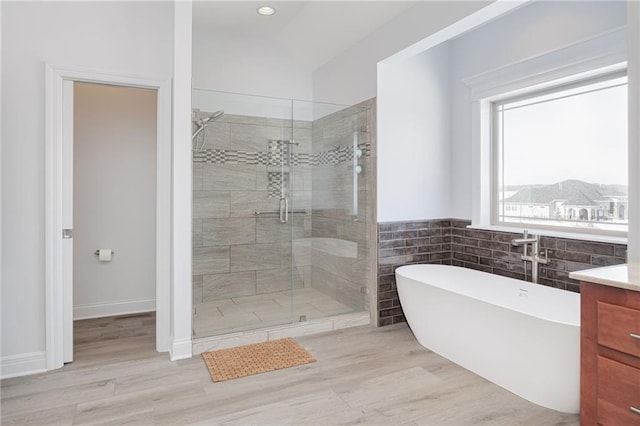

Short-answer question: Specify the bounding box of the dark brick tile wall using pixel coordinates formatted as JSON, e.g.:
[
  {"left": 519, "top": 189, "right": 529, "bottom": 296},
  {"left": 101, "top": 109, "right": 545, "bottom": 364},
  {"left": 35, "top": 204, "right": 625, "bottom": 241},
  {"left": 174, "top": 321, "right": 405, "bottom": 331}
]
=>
[
  {"left": 450, "top": 220, "right": 627, "bottom": 293},
  {"left": 377, "top": 218, "right": 628, "bottom": 326},
  {"left": 377, "top": 219, "right": 452, "bottom": 326}
]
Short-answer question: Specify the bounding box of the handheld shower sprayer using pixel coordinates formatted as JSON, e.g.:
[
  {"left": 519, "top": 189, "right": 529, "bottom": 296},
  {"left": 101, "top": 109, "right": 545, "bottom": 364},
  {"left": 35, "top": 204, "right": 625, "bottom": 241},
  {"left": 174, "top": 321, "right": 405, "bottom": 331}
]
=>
[{"left": 192, "top": 110, "right": 224, "bottom": 152}]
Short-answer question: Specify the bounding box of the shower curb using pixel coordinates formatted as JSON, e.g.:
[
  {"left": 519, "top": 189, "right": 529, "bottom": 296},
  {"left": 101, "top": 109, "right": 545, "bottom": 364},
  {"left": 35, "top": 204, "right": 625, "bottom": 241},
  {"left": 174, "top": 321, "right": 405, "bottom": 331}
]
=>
[{"left": 192, "top": 311, "right": 370, "bottom": 355}]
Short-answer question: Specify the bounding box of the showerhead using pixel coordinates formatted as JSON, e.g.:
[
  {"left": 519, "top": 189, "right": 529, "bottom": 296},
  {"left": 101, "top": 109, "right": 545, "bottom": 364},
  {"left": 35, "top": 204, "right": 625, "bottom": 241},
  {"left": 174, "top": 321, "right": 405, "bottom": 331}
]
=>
[{"left": 201, "top": 110, "right": 224, "bottom": 124}]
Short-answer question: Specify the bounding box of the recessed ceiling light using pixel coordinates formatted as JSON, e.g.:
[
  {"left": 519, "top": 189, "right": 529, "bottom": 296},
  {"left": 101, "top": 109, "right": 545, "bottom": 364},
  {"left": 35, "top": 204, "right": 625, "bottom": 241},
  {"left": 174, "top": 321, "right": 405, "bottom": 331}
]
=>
[{"left": 257, "top": 5, "right": 276, "bottom": 16}]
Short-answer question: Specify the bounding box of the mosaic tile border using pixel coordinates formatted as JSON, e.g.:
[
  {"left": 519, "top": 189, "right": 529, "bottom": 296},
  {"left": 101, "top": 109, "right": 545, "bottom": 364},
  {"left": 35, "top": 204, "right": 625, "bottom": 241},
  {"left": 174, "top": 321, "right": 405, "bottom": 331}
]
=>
[{"left": 193, "top": 143, "right": 371, "bottom": 166}]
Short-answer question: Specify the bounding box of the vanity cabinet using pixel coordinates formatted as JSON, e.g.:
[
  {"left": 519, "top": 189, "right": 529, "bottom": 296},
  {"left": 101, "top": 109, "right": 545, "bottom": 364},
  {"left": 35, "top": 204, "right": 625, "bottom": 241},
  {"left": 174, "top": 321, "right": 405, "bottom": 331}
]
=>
[{"left": 580, "top": 282, "right": 640, "bottom": 426}]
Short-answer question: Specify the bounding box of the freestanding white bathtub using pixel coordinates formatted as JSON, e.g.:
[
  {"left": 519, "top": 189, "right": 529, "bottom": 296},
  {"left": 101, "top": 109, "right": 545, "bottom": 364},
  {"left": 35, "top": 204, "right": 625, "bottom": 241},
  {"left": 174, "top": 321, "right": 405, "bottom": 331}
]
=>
[{"left": 396, "top": 264, "right": 580, "bottom": 414}]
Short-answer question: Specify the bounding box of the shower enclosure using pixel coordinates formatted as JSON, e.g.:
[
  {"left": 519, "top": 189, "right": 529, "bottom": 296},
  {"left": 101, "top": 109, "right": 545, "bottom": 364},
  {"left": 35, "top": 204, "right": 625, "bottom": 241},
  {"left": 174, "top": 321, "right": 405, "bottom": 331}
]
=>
[{"left": 191, "top": 89, "right": 373, "bottom": 339}]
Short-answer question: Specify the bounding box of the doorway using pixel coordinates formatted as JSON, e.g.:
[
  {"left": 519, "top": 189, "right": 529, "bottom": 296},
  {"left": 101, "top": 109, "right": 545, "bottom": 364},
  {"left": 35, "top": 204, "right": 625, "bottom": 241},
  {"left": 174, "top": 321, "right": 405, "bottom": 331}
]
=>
[
  {"left": 70, "top": 83, "right": 157, "bottom": 362},
  {"left": 45, "top": 66, "right": 172, "bottom": 371}
]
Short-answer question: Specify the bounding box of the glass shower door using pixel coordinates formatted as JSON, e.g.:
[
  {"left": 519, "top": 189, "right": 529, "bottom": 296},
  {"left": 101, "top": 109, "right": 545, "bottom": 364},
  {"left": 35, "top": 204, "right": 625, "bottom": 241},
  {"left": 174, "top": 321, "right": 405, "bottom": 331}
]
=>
[
  {"left": 191, "top": 90, "right": 372, "bottom": 339},
  {"left": 290, "top": 100, "right": 371, "bottom": 323},
  {"left": 191, "top": 89, "right": 296, "bottom": 338}
]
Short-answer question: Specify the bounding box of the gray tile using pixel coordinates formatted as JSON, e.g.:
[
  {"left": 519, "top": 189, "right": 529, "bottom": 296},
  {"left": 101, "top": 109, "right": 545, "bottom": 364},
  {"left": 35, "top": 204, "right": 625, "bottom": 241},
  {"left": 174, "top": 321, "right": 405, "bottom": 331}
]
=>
[
  {"left": 292, "top": 168, "right": 312, "bottom": 191},
  {"left": 256, "top": 217, "right": 306, "bottom": 243},
  {"left": 200, "top": 121, "right": 230, "bottom": 150},
  {"left": 230, "top": 191, "right": 280, "bottom": 218},
  {"left": 256, "top": 268, "right": 303, "bottom": 294},
  {"left": 203, "top": 272, "right": 256, "bottom": 301},
  {"left": 192, "top": 163, "right": 203, "bottom": 191},
  {"left": 202, "top": 164, "right": 256, "bottom": 191},
  {"left": 202, "top": 217, "right": 255, "bottom": 246},
  {"left": 217, "top": 299, "right": 281, "bottom": 316},
  {"left": 193, "top": 246, "right": 229, "bottom": 275},
  {"left": 193, "top": 191, "right": 229, "bottom": 219},
  {"left": 230, "top": 243, "right": 281, "bottom": 272},
  {"left": 193, "top": 311, "right": 260, "bottom": 337},
  {"left": 193, "top": 275, "right": 203, "bottom": 304},
  {"left": 232, "top": 292, "right": 287, "bottom": 305},
  {"left": 192, "top": 219, "right": 202, "bottom": 248},
  {"left": 229, "top": 123, "right": 286, "bottom": 152}
]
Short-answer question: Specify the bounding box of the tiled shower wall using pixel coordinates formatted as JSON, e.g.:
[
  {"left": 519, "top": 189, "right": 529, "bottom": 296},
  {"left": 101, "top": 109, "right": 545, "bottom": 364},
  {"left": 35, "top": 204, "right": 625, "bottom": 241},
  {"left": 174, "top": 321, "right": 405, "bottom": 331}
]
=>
[
  {"left": 192, "top": 113, "right": 313, "bottom": 304},
  {"left": 310, "top": 99, "right": 376, "bottom": 312},
  {"left": 377, "top": 219, "right": 627, "bottom": 326},
  {"left": 192, "top": 101, "right": 377, "bottom": 316}
]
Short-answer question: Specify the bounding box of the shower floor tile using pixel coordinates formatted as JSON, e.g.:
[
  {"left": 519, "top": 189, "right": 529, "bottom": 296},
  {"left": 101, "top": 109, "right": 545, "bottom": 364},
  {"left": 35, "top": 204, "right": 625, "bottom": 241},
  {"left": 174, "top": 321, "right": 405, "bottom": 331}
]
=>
[{"left": 192, "top": 288, "right": 354, "bottom": 338}]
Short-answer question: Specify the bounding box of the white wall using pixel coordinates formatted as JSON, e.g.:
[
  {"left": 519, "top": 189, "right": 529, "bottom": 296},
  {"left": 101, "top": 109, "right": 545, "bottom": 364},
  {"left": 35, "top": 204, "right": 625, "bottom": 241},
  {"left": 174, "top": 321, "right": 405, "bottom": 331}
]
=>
[
  {"left": 1, "top": 1, "right": 173, "bottom": 366},
  {"left": 73, "top": 83, "right": 157, "bottom": 320},
  {"left": 377, "top": 43, "right": 452, "bottom": 222},
  {"left": 375, "top": 0, "right": 627, "bottom": 225},
  {"left": 312, "top": 1, "right": 491, "bottom": 106},
  {"left": 449, "top": 0, "right": 627, "bottom": 220},
  {"left": 192, "top": 29, "right": 312, "bottom": 101},
  {"left": 628, "top": 0, "right": 640, "bottom": 262},
  {"left": 171, "top": 0, "right": 193, "bottom": 361}
]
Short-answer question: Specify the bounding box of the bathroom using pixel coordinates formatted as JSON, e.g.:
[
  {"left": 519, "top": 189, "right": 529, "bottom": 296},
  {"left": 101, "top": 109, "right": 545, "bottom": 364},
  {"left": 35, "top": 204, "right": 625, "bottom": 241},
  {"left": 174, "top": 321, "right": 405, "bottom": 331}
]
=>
[
  {"left": 1, "top": 0, "right": 639, "bottom": 424},
  {"left": 189, "top": 0, "right": 633, "bottom": 340},
  {"left": 188, "top": 0, "right": 637, "bottom": 419}
]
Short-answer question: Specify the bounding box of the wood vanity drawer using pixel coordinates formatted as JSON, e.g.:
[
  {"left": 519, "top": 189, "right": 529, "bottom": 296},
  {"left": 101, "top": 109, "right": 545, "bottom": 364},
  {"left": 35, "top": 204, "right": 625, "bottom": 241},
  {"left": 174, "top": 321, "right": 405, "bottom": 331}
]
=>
[
  {"left": 597, "top": 301, "right": 640, "bottom": 358},
  {"left": 597, "top": 356, "right": 640, "bottom": 426}
]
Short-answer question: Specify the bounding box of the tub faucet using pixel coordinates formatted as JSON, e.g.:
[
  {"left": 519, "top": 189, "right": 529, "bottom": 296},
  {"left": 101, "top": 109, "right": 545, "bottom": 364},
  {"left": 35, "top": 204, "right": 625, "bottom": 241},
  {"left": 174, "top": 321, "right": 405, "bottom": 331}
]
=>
[{"left": 511, "top": 230, "right": 548, "bottom": 284}]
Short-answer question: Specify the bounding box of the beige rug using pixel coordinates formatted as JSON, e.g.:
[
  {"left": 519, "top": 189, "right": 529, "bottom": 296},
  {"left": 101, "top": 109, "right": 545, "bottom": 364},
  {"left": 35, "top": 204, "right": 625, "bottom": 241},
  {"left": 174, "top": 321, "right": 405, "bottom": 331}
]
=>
[{"left": 202, "top": 337, "right": 317, "bottom": 382}]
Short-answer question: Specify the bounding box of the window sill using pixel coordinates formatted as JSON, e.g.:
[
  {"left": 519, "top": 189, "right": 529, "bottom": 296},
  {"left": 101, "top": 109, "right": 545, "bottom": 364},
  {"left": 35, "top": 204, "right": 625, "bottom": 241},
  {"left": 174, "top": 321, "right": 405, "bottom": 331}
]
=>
[{"left": 467, "top": 223, "right": 628, "bottom": 245}]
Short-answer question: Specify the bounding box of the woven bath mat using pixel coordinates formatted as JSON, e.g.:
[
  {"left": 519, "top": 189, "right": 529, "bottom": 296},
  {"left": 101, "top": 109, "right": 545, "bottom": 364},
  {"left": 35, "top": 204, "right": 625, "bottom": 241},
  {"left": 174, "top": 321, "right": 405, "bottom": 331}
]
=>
[{"left": 202, "top": 337, "right": 317, "bottom": 382}]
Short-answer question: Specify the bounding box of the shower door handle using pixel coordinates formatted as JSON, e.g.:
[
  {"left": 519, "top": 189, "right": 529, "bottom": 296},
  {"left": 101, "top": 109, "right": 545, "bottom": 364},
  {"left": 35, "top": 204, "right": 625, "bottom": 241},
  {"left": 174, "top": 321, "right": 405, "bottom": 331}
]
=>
[
  {"left": 279, "top": 197, "right": 288, "bottom": 224},
  {"left": 284, "top": 197, "right": 289, "bottom": 224}
]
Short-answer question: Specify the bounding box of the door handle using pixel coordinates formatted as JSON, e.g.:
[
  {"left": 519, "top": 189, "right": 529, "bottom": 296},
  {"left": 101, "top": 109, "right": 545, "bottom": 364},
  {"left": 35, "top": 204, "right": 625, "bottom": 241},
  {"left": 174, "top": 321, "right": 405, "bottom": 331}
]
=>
[
  {"left": 284, "top": 197, "right": 289, "bottom": 224},
  {"left": 279, "top": 197, "right": 287, "bottom": 224}
]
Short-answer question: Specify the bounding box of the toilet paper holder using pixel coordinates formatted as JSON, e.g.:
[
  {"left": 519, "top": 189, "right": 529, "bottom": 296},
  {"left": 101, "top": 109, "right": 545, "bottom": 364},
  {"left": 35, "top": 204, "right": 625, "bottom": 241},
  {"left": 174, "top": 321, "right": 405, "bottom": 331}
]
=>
[{"left": 93, "top": 249, "right": 115, "bottom": 255}]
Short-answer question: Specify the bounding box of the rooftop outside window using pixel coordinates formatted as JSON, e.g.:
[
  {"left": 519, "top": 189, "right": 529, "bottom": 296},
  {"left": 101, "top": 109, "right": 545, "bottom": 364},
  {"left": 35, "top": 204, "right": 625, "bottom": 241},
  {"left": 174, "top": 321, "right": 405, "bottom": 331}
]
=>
[{"left": 493, "top": 72, "right": 628, "bottom": 235}]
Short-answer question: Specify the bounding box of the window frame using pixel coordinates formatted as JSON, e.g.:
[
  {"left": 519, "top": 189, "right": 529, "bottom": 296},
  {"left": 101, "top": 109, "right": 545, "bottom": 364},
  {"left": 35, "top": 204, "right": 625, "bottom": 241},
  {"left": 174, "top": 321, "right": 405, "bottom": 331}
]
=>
[
  {"left": 461, "top": 27, "right": 628, "bottom": 244},
  {"left": 489, "top": 70, "right": 629, "bottom": 238}
]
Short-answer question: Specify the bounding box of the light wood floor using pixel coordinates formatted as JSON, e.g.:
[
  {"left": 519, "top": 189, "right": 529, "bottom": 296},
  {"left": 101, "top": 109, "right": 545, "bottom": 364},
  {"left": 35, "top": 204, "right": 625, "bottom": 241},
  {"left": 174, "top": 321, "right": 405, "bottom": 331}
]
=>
[{"left": 1, "top": 313, "right": 579, "bottom": 425}]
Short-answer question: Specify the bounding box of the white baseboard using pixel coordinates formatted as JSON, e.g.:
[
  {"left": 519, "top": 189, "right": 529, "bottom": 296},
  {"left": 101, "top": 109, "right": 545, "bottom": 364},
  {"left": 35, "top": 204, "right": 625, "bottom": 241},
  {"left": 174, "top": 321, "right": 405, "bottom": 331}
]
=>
[
  {"left": 74, "top": 298, "right": 155, "bottom": 320},
  {"left": 170, "top": 338, "right": 192, "bottom": 361},
  {"left": 1, "top": 351, "right": 47, "bottom": 379}
]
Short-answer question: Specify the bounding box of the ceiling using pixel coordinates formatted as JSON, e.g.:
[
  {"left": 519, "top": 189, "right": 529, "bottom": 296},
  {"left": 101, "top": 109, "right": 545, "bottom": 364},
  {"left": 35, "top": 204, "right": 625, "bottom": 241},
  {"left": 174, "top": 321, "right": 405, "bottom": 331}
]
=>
[{"left": 192, "top": 1, "right": 419, "bottom": 70}]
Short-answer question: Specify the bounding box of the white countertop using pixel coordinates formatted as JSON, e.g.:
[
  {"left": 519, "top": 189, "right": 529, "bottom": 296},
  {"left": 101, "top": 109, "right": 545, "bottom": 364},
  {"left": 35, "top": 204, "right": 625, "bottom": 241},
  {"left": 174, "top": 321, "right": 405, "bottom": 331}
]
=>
[{"left": 569, "top": 263, "right": 640, "bottom": 292}]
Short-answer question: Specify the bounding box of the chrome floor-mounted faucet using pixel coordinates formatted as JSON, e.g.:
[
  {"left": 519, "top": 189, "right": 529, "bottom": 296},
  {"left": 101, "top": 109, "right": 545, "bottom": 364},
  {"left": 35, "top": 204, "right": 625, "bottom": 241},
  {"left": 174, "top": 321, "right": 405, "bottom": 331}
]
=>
[{"left": 511, "top": 230, "right": 548, "bottom": 284}]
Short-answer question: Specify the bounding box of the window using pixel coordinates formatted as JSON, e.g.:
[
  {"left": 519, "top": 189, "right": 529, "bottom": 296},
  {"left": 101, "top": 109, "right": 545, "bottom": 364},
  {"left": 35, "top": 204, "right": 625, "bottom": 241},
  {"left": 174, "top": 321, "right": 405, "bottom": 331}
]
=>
[{"left": 493, "top": 72, "right": 628, "bottom": 235}]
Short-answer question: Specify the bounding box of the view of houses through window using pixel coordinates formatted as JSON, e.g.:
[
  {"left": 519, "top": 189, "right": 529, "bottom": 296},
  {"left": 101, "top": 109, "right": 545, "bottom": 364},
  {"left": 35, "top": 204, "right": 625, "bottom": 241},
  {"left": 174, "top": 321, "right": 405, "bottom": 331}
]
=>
[{"left": 494, "top": 72, "right": 628, "bottom": 233}]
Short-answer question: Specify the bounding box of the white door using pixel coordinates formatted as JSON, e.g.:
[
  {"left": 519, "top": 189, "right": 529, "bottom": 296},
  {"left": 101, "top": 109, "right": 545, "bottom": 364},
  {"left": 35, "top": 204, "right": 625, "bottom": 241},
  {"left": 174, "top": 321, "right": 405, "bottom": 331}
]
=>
[{"left": 62, "top": 80, "right": 74, "bottom": 363}]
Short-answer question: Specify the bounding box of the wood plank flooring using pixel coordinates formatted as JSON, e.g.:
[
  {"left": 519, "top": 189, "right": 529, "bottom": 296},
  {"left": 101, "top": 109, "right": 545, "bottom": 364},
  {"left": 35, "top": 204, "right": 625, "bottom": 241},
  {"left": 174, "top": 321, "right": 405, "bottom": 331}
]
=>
[{"left": 1, "top": 313, "right": 579, "bottom": 425}]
